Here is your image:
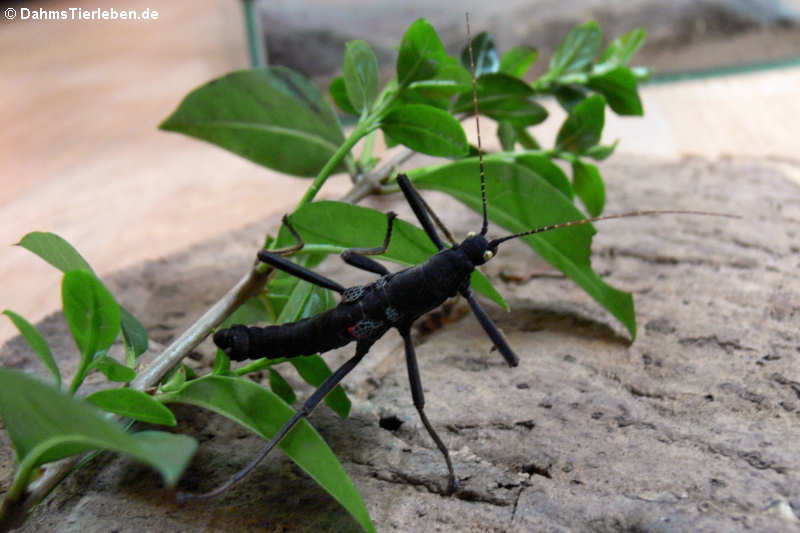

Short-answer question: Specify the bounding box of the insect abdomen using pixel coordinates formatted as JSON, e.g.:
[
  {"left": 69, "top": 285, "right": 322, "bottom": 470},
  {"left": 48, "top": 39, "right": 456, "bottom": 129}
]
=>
[{"left": 214, "top": 307, "right": 357, "bottom": 361}]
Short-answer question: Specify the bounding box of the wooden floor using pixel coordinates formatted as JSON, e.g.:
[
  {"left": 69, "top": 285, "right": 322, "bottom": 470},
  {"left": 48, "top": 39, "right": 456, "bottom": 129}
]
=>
[{"left": 1, "top": 0, "right": 799, "bottom": 346}]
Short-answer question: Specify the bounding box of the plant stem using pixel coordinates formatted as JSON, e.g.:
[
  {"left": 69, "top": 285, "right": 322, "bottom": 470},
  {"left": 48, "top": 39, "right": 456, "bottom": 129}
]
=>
[{"left": 297, "top": 122, "right": 370, "bottom": 209}]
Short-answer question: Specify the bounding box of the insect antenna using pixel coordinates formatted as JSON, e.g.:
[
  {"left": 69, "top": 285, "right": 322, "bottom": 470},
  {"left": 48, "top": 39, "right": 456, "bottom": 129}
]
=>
[
  {"left": 465, "top": 13, "right": 489, "bottom": 236},
  {"left": 489, "top": 210, "right": 740, "bottom": 247}
]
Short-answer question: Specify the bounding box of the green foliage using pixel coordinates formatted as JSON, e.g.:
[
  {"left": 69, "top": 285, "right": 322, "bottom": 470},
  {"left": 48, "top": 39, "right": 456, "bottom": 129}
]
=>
[
  {"left": 160, "top": 375, "right": 375, "bottom": 533},
  {"left": 3, "top": 17, "right": 650, "bottom": 532},
  {"left": 159, "top": 67, "right": 345, "bottom": 177},
  {"left": 0, "top": 369, "right": 196, "bottom": 505}
]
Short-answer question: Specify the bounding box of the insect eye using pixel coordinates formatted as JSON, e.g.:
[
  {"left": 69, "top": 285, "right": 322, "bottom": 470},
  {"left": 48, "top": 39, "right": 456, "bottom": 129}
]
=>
[{"left": 483, "top": 250, "right": 494, "bottom": 261}]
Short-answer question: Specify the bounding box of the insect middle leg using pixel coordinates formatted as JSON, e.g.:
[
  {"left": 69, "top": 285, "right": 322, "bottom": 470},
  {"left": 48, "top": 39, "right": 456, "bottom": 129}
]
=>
[
  {"left": 340, "top": 211, "right": 397, "bottom": 276},
  {"left": 256, "top": 215, "right": 346, "bottom": 294}
]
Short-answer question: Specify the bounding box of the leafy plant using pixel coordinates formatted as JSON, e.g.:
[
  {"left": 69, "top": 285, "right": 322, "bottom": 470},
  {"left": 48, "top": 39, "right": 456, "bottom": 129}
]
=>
[{"left": 1, "top": 18, "right": 647, "bottom": 532}]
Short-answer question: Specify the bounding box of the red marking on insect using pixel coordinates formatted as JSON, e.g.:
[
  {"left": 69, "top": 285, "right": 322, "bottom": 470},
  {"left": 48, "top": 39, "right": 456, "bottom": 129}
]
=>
[{"left": 347, "top": 326, "right": 357, "bottom": 338}]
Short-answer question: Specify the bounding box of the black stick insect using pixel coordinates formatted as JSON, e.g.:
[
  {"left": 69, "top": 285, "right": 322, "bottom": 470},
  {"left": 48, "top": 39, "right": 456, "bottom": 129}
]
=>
[{"left": 180, "top": 17, "right": 729, "bottom": 501}]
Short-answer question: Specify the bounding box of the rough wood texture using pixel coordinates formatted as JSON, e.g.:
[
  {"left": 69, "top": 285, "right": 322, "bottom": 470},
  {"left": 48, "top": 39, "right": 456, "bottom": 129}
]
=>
[{"left": 1, "top": 156, "right": 798, "bottom": 532}]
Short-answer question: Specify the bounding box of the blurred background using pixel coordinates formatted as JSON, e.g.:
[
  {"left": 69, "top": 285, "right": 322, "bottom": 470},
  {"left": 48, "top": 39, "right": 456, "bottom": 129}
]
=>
[{"left": 2, "top": 0, "right": 799, "bottom": 346}]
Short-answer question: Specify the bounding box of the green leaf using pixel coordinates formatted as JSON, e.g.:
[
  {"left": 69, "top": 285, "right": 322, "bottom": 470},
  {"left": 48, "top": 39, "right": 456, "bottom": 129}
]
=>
[
  {"left": 553, "top": 85, "right": 587, "bottom": 113},
  {"left": 595, "top": 28, "right": 646, "bottom": 73},
  {"left": 571, "top": 160, "right": 606, "bottom": 217},
  {"left": 268, "top": 368, "right": 297, "bottom": 405},
  {"left": 17, "top": 232, "right": 93, "bottom": 274},
  {"left": 500, "top": 45, "right": 538, "bottom": 77},
  {"left": 343, "top": 40, "right": 379, "bottom": 114},
  {"left": 120, "top": 306, "right": 148, "bottom": 367},
  {"left": 220, "top": 296, "right": 270, "bottom": 328},
  {"left": 514, "top": 153, "right": 573, "bottom": 199},
  {"left": 0, "top": 369, "right": 196, "bottom": 485},
  {"left": 329, "top": 76, "right": 358, "bottom": 115},
  {"left": 397, "top": 19, "right": 448, "bottom": 86},
  {"left": 409, "top": 158, "right": 636, "bottom": 338},
  {"left": 547, "top": 21, "right": 603, "bottom": 80},
  {"left": 3, "top": 310, "right": 61, "bottom": 389},
  {"left": 460, "top": 31, "right": 499, "bottom": 76},
  {"left": 163, "top": 375, "right": 374, "bottom": 533},
  {"left": 382, "top": 104, "right": 468, "bottom": 158},
  {"left": 453, "top": 73, "right": 547, "bottom": 128},
  {"left": 86, "top": 388, "right": 176, "bottom": 426},
  {"left": 407, "top": 63, "right": 472, "bottom": 100},
  {"left": 284, "top": 202, "right": 507, "bottom": 310},
  {"left": 62, "top": 270, "right": 121, "bottom": 392},
  {"left": 584, "top": 140, "right": 619, "bottom": 161},
  {"left": 160, "top": 67, "right": 345, "bottom": 177},
  {"left": 212, "top": 349, "right": 232, "bottom": 375},
  {"left": 90, "top": 355, "right": 137, "bottom": 382},
  {"left": 160, "top": 366, "right": 187, "bottom": 393},
  {"left": 556, "top": 94, "right": 606, "bottom": 153},
  {"left": 497, "top": 121, "right": 516, "bottom": 151},
  {"left": 587, "top": 66, "right": 642, "bottom": 116},
  {"left": 276, "top": 281, "right": 350, "bottom": 418},
  {"left": 513, "top": 126, "right": 540, "bottom": 149}
]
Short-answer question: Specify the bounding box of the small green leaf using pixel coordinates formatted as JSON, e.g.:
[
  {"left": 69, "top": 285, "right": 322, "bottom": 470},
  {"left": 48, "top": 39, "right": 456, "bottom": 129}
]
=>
[
  {"left": 160, "top": 366, "right": 187, "bottom": 393},
  {"left": 329, "top": 76, "right": 359, "bottom": 115},
  {"left": 556, "top": 94, "right": 606, "bottom": 153},
  {"left": 460, "top": 31, "right": 499, "bottom": 76},
  {"left": 572, "top": 160, "right": 606, "bottom": 217},
  {"left": 343, "top": 40, "right": 379, "bottom": 114},
  {"left": 397, "top": 19, "right": 448, "bottom": 86},
  {"left": 587, "top": 66, "right": 642, "bottom": 116},
  {"left": 382, "top": 104, "right": 468, "bottom": 157},
  {"left": 268, "top": 368, "right": 297, "bottom": 405},
  {"left": 86, "top": 388, "right": 176, "bottom": 426},
  {"left": 160, "top": 67, "right": 345, "bottom": 177},
  {"left": 3, "top": 310, "right": 61, "bottom": 389},
  {"left": 0, "top": 369, "right": 196, "bottom": 485},
  {"left": 595, "top": 27, "right": 646, "bottom": 73},
  {"left": 584, "top": 140, "right": 619, "bottom": 161},
  {"left": 407, "top": 63, "right": 472, "bottom": 100},
  {"left": 453, "top": 73, "right": 547, "bottom": 128},
  {"left": 274, "top": 279, "right": 351, "bottom": 418},
  {"left": 120, "top": 306, "right": 148, "bottom": 367},
  {"left": 514, "top": 153, "right": 573, "bottom": 199},
  {"left": 90, "top": 355, "right": 137, "bottom": 382},
  {"left": 497, "top": 121, "right": 516, "bottom": 151},
  {"left": 547, "top": 20, "right": 603, "bottom": 79},
  {"left": 513, "top": 126, "right": 540, "bottom": 149},
  {"left": 212, "top": 349, "right": 232, "bottom": 375},
  {"left": 163, "top": 375, "right": 374, "bottom": 533},
  {"left": 62, "top": 270, "right": 121, "bottom": 392},
  {"left": 17, "top": 232, "right": 93, "bottom": 274},
  {"left": 553, "top": 85, "right": 587, "bottom": 113},
  {"left": 499, "top": 45, "right": 538, "bottom": 77},
  {"left": 220, "top": 296, "right": 270, "bottom": 329}
]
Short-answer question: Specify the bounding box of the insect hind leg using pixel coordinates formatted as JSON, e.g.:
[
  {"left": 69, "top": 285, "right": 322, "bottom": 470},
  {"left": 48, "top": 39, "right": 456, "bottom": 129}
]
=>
[{"left": 177, "top": 340, "right": 373, "bottom": 501}]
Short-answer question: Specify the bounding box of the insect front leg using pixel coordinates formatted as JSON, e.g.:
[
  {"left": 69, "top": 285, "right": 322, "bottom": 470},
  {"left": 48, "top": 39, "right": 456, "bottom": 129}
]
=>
[
  {"left": 461, "top": 288, "right": 519, "bottom": 367},
  {"left": 340, "top": 211, "right": 397, "bottom": 276},
  {"left": 397, "top": 174, "right": 448, "bottom": 251},
  {"left": 178, "top": 340, "right": 373, "bottom": 501},
  {"left": 399, "top": 326, "right": 457, "bottom": 494}
]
